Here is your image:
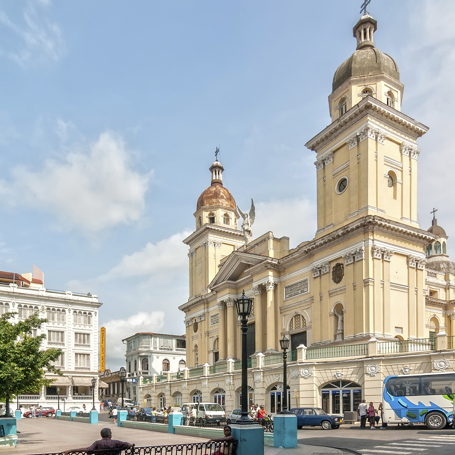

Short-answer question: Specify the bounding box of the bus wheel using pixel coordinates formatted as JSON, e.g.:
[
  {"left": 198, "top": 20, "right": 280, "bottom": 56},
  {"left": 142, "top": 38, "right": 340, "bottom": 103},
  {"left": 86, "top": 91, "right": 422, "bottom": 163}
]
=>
[{"left": 425, "top": 412, "right": 446, "bottom": 430}]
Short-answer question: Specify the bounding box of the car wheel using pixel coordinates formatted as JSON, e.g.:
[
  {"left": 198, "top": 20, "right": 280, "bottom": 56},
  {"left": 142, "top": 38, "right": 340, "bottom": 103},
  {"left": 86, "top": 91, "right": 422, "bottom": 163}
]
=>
[
  {"left": 321, "top": 420, "right": 332, "bottom": 430},
  {"left": 425, "top": 412, "right": 446, "bottom": 430}
]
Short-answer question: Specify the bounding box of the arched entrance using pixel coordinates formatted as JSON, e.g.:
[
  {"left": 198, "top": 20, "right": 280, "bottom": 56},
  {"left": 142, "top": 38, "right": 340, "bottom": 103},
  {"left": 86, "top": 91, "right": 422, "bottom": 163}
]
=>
[
  {"left": 213, "top": 388, "right": 226, "bottom": 406},
  {"left": 191, "top": 389, "right": 203, "bottom": 403},
  {"left": 144, "top": 394, "right": 151, "bottom": 407},
  {"left": 236, "top": 386, "right": 254, "bottom": 409},
  {"left": 321, "top": 380, "right": 362, "bottom": 415},
  {"left": 158, "top": 393, "right": 166, "bottom": 409},
  {"left": 172, "top": 391, "right": 182, "bottom": 407},
  {"left": 269, "top": 384, "right": 290, "bottom": 414}
]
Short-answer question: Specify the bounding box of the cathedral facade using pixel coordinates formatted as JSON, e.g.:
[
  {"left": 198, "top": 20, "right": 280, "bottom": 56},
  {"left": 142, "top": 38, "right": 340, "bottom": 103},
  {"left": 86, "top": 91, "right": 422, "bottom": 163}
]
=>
[{"left": 139, "top": 13, "right": 455, "bottom": 416}]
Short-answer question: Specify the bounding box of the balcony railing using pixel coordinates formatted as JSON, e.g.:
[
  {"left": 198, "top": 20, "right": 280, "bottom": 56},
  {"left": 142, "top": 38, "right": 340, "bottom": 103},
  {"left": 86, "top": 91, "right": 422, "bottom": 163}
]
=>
[
  {"left": 378, "top": 338, "right": 434, "bottom": 354},
  {"left": 189, "top": 367, "right": 204, "bottom": 378},
  {"left": 209, "top": 363, "right": 228, "bottom": 374},
  {"left": 306, "top": 343, "right": 368, "bottom": 360},
  {"left": 449, "top": 336, "right": 455, "bottom": 349}
]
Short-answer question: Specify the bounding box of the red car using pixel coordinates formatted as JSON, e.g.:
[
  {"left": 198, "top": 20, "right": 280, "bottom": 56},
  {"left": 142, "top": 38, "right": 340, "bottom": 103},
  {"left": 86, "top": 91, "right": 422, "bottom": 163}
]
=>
[{"left": 23, "top": 407, "right": 55, "bottom": 418}]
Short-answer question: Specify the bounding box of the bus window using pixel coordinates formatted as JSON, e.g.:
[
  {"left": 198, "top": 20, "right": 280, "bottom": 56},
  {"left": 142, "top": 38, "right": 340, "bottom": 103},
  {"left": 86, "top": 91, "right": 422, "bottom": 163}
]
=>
[
  {"left": 421, "top": 374, "right": 455, "bottom": 395},
  {"left": 387, "top": 377, "right": 420, "bottom": 396}
]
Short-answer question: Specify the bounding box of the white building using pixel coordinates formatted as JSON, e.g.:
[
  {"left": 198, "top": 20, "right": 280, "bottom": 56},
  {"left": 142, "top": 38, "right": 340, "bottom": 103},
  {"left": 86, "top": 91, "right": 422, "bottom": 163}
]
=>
[
  {"left": 0, "top": 268, "right": 104, "bottom": 413},
  {"left": 123, "top": 332, "right": 186, "bottom": 406}
]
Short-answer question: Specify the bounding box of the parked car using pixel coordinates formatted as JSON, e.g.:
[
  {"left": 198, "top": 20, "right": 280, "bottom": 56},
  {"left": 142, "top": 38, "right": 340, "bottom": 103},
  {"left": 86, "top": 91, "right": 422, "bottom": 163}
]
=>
[
  {"left": 67, "top": 406, "right": 84, "bottom": 413},
  {"left": 23, "top": 407, "right": 56, "bottom": 418},
  {"left": 289, "top": 407, "right": 342, "bottom": 430},
  {"left": 227, "top": 409, "right": 253, "bottom": 424}
]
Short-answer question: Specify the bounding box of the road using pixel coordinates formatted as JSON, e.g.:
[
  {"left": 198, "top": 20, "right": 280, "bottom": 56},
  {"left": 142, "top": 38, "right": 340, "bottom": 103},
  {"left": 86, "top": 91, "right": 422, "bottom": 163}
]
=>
[{"left": 298, "top": 424, "right": 455, "bottom": 454}]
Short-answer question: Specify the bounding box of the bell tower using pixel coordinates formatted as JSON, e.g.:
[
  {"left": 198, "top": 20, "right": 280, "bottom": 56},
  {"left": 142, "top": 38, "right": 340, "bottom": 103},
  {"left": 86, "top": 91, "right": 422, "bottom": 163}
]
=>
[{"left": 307, "top": 13, "right": 428, "bottom": 238}]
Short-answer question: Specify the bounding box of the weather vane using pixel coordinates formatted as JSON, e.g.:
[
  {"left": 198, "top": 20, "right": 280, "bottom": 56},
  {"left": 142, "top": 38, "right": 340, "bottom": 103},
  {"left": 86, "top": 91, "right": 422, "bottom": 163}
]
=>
[
  {"left": 215, "top": 147, "right": 220, "bottom": 161},
  {"left": 360, "top": 0, "right": 371, "bottom": 15}
]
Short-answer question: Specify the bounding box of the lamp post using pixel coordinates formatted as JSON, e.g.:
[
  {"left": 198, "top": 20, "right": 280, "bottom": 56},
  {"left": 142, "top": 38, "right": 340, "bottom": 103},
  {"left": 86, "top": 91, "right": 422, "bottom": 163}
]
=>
[
  {"left": 235, "top": 290, "right": 254, "bottom": 424},
  {"left": 91, "top": 377, "right": 97, "bottom": 411},
  {"left": 119, "top": 367, "right": 127, "bottom": 408},
  {"left": 279, "top": 335, "right": 291, "bottom": 414},
  {"left": 57, "top": 387, "right": 60, "bottom": 411}
]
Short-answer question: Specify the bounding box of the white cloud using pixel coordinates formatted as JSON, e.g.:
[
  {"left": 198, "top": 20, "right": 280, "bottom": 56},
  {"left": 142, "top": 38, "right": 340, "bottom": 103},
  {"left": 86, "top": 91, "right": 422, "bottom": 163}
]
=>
[
  {"left": 103, "top": 311, "right": 166, "bottom": 367},
  {"left": 100, "top": 231, "right": 191, "bottom": 281},
  {"left": 0, "top": 0, "right": 65, "bottom": 67},
  {"left": 0, "top": 131, "right": 151, "bottom": 233}
]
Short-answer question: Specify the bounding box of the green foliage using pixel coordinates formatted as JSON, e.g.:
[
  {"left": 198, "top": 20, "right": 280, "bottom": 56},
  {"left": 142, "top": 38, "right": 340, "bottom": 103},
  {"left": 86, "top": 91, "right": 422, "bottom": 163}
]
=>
[{"left": 0, "top": 312, "right": 62, "bottom": 404}]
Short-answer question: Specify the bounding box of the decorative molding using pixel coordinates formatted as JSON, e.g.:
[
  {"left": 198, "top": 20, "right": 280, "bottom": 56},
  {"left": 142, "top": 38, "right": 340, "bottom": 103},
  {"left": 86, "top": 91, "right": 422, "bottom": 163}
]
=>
[
  {"left": 343, "top": 246, "right": 365, "bottom": 264},
  {"left": 400, "top": 143, "right": 420, "bottom": 160},
  {"left": 315, "top": 152, "right": 334, "bottom": 171},
  {"left": 265, "top": 280, "right": 276, "bottom": 292},
  {"left": 372, "top": 246, "right": 383, "bottom": 259},
  {"left": 188, "top": 250, "right": 196, "bottom": 258},
  {"left": 359, "top": 126, "right": 387, "bottom": 144},
  {"left": 253, "top": 286, "right": 262, "bottom": 296},
  {"left": 332, "top": 161, "right": 350, "bottom": 176},
  {"left": 225, "top": 376, "right": 232, "bottom": 386},
  {"left": 300, "top": 367, "right": 313, "bottom": 379},
  {"left": 284, "top": 278, "right": 309, "bottom": 300},
  {"left": 202, "top": 379, "right": 208, "bottom": 388},
  {"left": 366, "top": 364, "right": 380, "bottom": 377},
  {"left": 334, "top": 371, "right": 344, "bottom": 380},
  {"left": 254, "top": 373, "right": 262, "bottom": 383},
  {"left": 182, "top": 382, "right": 187, "bottom": 390},
  {"left": 290, "top": 369, "right": 299, "bottom": 380},
  {"left": 401, "top": 365, "right": 412, "bottom": 375},
  {"left": 347, "top": 136, "right": 358, "bottom": 150},
  {"left": 433, "top": 359, "right": 450, "bottom": 372}
]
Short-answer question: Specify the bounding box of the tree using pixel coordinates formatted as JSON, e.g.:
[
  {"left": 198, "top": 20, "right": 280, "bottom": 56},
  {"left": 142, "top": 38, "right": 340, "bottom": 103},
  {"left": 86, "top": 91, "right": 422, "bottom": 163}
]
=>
[{"left": 0, "top": 312, "right": 62, "bottom": 417}]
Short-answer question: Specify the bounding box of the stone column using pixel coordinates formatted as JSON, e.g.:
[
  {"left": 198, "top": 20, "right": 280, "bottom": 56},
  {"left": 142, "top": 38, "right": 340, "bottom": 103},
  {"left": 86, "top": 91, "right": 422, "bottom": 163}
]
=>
[
  {"left": 451, "top": 314, "right": 455, "bottom": 338},
  {"left": 226, "top": 298, "right": 236, "bottom": 359},
  {"left": 382, "top": 249, "right": 393, "bottom": 337},
  {"left": 218, "top": 301, "right": 226, "bottom": 361},
  {"left": 265, "top": 280, "right": 276, "bottom": 352},
  {"left": 407, "top": 256, "right": 417, "bottom": 338},
  {"left": 253, "top": 286, "right": 263, "bottom": 353}
]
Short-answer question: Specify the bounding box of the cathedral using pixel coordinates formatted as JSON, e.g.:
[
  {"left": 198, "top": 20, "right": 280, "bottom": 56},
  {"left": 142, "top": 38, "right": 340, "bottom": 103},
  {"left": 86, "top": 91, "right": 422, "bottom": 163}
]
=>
[{"left": 140, "top": 12, "right": 455, "bottom": 416}]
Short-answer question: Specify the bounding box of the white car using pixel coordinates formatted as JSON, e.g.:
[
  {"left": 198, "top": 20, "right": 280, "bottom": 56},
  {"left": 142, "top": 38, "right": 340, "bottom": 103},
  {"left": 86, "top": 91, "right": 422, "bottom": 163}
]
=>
[
  {"left": 227, "top": 409, "right": 253, "bottom": 424},
  {"left": 67, "top": 406, "right": 84, "bottom": 413}
]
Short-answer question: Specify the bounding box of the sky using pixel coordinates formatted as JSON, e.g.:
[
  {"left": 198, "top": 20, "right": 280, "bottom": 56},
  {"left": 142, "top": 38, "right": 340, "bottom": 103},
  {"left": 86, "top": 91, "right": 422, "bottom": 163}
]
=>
[{"left": 0, "top": 0, "right": 454, "bottom": 369}]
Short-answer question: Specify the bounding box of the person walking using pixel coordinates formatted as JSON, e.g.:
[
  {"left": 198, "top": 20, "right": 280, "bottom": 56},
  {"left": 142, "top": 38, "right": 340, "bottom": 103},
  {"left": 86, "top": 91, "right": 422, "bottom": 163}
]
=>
[
  {"left": 358, "top": 399, "right": 368, "bottom": 429},
  {"left": 111, "top": 407, "right": 118, "bottom": 425},
  {"left": 38, "top": 406, "right": 42, "bottom": 418},
  {"left": 63, "top": 428, "right": 133, "bottom": 454},
  {"left": 368, "top": 402, "right": 377, "bottom": 429},
  {"left": 378, "top": 402, "right": 387, "bottom": 429}
]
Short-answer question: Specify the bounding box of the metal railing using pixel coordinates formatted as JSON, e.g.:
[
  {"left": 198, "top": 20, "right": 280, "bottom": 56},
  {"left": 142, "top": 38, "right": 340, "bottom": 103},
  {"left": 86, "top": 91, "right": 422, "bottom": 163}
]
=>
[
  {"left": 188, "top": 367, "right": 204, "bottom": 378},
  {"left": 155, "top": 375, "right": 167, "bottom": 382},
  {"left": 264, "top": 353, "right": 282, "bottom": 366},
  {"left": 449, "top": 336, "right": 455, "bottom": 349},
  {"left": 378, "top": 338, "right": 434, "bottom": 354},
  {"left": 32, "top": 441, "right": 236, "bottom": 455},
  {"left": 210, "top": 363, "right": 228, "bottom": 374},
  {"left": 306, "top": 343, "right": 368, "bottom": 360},
  {"left": 233, "top": 358, "right": 252, "bottom": 371},
  {"left": 290, "top": 350, "right": 297, "bottom": 361}
]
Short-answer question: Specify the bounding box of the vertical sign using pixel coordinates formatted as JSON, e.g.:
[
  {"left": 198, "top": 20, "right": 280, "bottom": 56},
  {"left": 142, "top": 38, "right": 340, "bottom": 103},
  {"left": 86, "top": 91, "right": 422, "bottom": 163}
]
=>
[{"left": 100, "top": 327, "right": 106, "bottom": 372}]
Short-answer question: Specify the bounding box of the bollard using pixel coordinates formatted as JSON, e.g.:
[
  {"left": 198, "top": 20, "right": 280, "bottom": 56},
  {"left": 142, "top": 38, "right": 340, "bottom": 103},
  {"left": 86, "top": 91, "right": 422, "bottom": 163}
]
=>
[
  {"left": 56, "top": 410, "right": 62, "bottom": 419},
  {"left": 273, "top": 414, "right": 297, "bottom": 448},
  {"left": 70, "top": 411, "right": 77, "bottom": 421},
  {"left": 15, "top": 410, "right": 21, "bottom": 420},
  {"left": 117, "top": 410, "right": 128, "bottom": 427},
  {"left": 89, "top": 410, "right": 98, "bottom": 424},
  {"left": 168, "top": 412, "right": 183, "bottom": 434}
]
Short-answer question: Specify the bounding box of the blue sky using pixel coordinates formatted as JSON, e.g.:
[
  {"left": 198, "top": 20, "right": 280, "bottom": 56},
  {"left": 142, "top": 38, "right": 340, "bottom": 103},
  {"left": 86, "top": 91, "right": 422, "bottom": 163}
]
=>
[{"left": 0, "top": 0, "right": 453, "bottom": 368}]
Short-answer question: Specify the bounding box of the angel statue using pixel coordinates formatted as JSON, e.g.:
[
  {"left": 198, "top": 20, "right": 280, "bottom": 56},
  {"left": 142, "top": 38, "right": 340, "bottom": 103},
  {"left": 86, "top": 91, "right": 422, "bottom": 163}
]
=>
[{"left": 238, "top": 199, "right": 255, "bottom": 244}]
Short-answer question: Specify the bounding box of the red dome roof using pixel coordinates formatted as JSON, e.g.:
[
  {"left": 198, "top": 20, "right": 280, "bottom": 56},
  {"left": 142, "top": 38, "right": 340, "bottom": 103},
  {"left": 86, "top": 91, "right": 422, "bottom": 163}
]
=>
[{"left": 197, "top": 182, "right": 236, "bottom": 212}]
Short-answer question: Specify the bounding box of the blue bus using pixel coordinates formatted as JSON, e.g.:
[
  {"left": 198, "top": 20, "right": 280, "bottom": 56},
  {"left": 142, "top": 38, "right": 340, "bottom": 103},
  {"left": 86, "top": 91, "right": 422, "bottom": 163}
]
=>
[{"left": 383, "top": 372, "right": 455, "bottom": 429}]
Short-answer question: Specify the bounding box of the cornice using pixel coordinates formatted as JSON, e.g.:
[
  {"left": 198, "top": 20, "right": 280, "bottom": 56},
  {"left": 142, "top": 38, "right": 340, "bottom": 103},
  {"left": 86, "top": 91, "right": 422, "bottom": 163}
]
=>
[
  {"left": 178, "top": 294, "right": 210, "bottom": 313},
  {"left": 183, "top": 224, "right": 244, "bottom": 246},
  {"left": 305, "top": 96, "right": 429, "bottom": 153}
]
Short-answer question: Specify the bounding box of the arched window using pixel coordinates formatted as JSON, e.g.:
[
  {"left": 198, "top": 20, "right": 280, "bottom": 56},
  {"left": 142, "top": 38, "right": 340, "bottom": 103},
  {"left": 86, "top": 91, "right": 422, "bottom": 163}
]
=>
[
  {"left": 192, "top": 390, "right": 203, "bottom": 403},
  {"left": 289, "top": 314, "right": 307, "bottom": 351},
  {"left": 333, "top": 303, "right": 344, "bottom": 341},
  {"left": 429, "top": 317, "right": 440, "bottom": 338},
  {"left": 213, "top": 338, "right": 219, "bottom": 363},
  {"left": 443, "top": 242, "right": 447, "bottom": 254},
  {"left": 338, "top": 97, "right": 347, "bottom": 117},
  {"left": 223, "top": 213, "right": 230, "bottom": 225},
  {"left": 179, "top": 359, "right": 186, "bottom": 371},
  {"left": 141, "top": 358, "right": 149, "bottom": 372},
  {"left": 198, "top": 216, "right": 202, "bottom": 228},
  {"left": 173, "top": 391, "right": 182, "bottom": 407},
  {"left": 321, "top": 380, "right": 362, "bottom": 415},
  {"left": 386, "top": 91, "right": 394, "bottom": 108},
  {"left": 162, "top": 359, "right": 170, "bottom": 372},
  {"left": 208, "top": 213, "right": 215, "bottom": 224},
  {"left": 269, "top": 385, "right": 291, "bottom": 414},
  {"left": 158, "top": 393, "right": 166, "bottom": 409},
  {"left": 434, "top": 241, "right": 441, "bottom": 254},
  {"left": 0, "top": 302, "right": 10, "bottom": 316},
  {"left": 387, "top": 171, "right": 397, "bottom": 199},
  {"left": 213, "top": 388, "right": 226, "bottom": 406},
  {"left": 362, "top": 88, "right": 373, "bottom": 98},
  {"left": 426, "top": 244, "right": 433, "bottom": 257}
]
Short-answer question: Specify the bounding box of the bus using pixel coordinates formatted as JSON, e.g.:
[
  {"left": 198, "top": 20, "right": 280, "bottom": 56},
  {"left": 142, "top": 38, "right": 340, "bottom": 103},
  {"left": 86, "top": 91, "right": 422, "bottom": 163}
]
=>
[{"left": 383, "top": 372, "right": 455, "bottom": 429}]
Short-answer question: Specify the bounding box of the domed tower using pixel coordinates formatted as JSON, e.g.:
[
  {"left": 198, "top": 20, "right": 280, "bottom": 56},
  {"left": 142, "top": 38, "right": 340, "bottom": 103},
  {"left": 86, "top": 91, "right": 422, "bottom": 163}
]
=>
[
  {"left": 425, "top": 214, "right": 455, "bottom": 274},
  {"left": 329, "top": 14, "right": 403, "bottom": 121},
  {"left": 183, "top": 156, "right": 244, "bottom": 299}
]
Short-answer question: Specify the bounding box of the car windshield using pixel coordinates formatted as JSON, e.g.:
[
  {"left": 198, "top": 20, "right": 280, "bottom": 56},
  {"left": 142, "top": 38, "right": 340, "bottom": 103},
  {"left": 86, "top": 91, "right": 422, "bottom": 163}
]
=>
[
  {"left": 314, "top": 408, "right": 327, "bottom": 415},
  {"left": 205, "top": 404, "right": 224, "bottom": 412}
]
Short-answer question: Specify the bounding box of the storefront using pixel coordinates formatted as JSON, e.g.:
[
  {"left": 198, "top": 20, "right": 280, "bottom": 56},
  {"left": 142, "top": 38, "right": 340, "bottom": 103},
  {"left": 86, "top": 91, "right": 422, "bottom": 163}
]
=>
[{"left": 321, "top": 380, "right": 362, "bottom": 415}]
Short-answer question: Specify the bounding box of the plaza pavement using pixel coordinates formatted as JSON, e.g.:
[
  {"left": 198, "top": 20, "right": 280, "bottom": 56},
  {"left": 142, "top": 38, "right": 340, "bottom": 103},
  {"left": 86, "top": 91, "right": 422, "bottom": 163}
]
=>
[{"left": 12, "top": 417, "right": 343, "bottom": 455}]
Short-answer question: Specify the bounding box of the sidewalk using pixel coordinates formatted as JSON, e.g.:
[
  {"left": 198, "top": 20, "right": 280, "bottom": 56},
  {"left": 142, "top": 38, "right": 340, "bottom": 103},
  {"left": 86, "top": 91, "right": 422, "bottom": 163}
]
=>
[{"left": 265, "top": 445, "right": 343, "bottom": 454}]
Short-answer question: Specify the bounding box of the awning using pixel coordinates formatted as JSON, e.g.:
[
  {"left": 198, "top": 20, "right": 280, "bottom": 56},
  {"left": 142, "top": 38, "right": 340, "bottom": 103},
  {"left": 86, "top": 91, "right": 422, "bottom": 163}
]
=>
[
  {"left": 46, "top": 376, "right": 72, "bottom": 386},
  {"left": 72, "top": 377, "right": 94, "bottom": 386},
  {"left": 99, "top": 381, "right": 108, "bottom": 389}
]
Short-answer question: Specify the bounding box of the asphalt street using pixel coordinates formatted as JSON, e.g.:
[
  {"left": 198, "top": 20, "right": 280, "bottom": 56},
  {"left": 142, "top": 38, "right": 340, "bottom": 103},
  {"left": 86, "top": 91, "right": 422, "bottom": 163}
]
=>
[{"left": 298, "top": 424, "right": 455, "bottom": 454}]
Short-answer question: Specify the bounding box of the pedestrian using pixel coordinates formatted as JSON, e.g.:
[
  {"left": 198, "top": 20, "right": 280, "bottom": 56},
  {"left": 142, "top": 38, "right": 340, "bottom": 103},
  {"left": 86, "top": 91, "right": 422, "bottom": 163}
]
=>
[
  {"left": 368, "top": 402, "right": 377, "bottom": 429},
  {"left": 207, "top": 426, "right": 236, "bottom": 455},
  {"left": 63, "top": 427, "right": 133, "bottom": 454},
  {"left": 82, "top": 404, "right": 86, "bottom": 412},
  {"left": 111, "top": 407, "right": 118, "bottom": 425},
  {"left": 358, "top": 399, "right": 368, "bottom": 429},
  {"left": 38, "top": 406, "right": 42, "bottom": 418},
  {"left": 257, "top": 405, "right": 268, "bottom": 426},
  {"left": 378, "top": 403, "right": 387, "bottom": 429},
  {"left": 19, "top": 405, "right": 23, "bottom": 418},
  {"left": 129, "top": 407, "right": 136, "bottom": 421}
]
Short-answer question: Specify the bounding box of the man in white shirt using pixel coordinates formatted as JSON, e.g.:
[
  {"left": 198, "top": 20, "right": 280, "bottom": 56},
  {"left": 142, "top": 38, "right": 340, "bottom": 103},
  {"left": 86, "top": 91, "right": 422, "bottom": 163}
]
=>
[{"left": 358, "top": 399, "right": 368, "bottom": 429}]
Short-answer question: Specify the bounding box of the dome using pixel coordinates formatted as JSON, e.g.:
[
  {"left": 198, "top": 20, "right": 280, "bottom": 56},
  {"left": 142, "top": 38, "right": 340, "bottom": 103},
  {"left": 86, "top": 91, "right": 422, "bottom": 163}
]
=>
[
  {"left": 197, "top": 182, "right": 236, "bottom": 212},
  {"left": 333, "top": 47, "right": 400, "bottom": 92},
  {"left": 428, "top": 220, "right": 447, "bottom": 238}
]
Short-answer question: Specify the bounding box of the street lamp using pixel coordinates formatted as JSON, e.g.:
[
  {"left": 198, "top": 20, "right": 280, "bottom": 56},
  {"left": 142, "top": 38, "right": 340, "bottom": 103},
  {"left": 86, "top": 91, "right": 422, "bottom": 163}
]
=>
[
  {"left": 57, "top": 387, "right": 60, "bottom": 411},
  {"left": 119, "top": 367, "right": 127, "bottom": 408},
  {"left": 235, "top": 290, "right": 254, "bottom": 424},
  {"left": 279, "top": 335, "right": 291, "bottom": 414},
  {"left": 91, "top": 377, "right": 97, "bottom": 411}
]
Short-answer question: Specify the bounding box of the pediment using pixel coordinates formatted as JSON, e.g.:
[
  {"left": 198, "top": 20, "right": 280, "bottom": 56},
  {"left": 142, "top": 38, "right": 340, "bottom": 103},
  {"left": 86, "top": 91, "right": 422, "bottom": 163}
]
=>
[{"left": 209, "top": 252, "right": 267, "bottom": 288}]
